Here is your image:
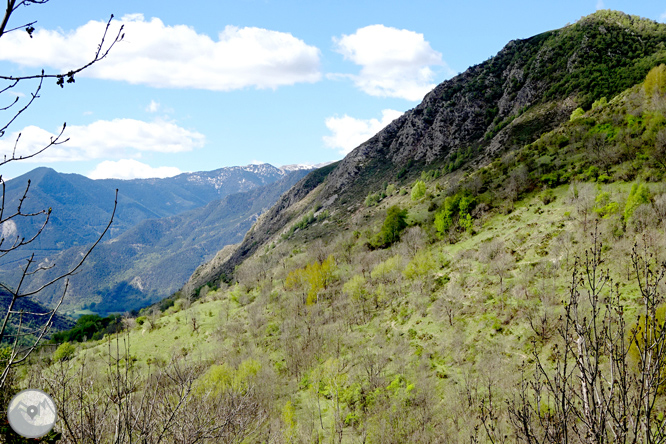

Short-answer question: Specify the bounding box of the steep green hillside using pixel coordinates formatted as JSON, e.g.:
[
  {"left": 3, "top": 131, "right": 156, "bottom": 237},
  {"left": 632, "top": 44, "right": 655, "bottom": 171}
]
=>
[
  {"left": 194, "top": 10, "right": 666, "bottom": 286},
  {"left": 49, "top": 175, "right": 666, "bottom": 442},
  {"left": 7, "top": 11, "right": 666, "bottom": 444}
]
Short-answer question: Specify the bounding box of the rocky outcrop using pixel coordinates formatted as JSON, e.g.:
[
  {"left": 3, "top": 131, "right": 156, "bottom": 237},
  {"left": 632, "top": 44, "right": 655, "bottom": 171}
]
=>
[{"left": 184, "top": 11, "right": 666, "bottom": 290}]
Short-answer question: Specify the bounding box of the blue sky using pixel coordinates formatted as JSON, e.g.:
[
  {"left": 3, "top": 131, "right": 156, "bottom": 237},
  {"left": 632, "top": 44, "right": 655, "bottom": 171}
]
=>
[{"left": 0, "top": 0, "right": 664, "bottom": 179}]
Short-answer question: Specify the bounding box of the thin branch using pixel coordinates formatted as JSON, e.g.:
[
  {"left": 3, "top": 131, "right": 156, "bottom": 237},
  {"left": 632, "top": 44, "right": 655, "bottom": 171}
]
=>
[{"left": 0, "top": 15, "right": 124, "bottom": 83}]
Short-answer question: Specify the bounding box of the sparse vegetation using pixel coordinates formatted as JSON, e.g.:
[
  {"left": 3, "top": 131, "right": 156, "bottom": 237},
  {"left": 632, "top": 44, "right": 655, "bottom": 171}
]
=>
[{"left": 8, "top": 10, "right": 666, "bottom": 444}]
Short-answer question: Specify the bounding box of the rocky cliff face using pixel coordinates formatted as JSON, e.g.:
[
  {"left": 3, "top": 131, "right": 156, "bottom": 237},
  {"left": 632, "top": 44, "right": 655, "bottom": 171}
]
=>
[{"left": 185, "top": 10, "right": 666, "bottom": 290}]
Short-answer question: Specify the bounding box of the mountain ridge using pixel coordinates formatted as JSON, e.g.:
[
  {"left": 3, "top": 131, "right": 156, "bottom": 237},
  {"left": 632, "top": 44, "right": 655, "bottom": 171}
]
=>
[
  {"left": 0, "top": 164, "right": 313, "bottom": 315},
  {"left": 25, "top": 11, "right": 666, "bottom": 443},
  {"left": 184, "top": 9, "right": 666, "bottom": 293},
  {"left": 15, "top": 169, "right": 312, "bottom": 314}
]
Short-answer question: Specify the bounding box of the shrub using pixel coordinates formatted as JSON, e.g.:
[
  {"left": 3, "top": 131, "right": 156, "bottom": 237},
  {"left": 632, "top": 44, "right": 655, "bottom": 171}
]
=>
[
  {"left": 403, "top": 250, "right": 437, "bottom": 281},
  {"left": 159, "top": 298, "right": 175, "bottom": 312},
  {"left": 370, "top": 206, "right": 408, "bottom": 249},
  {"left": 570, "top": 107, "right": 585, "bottom": 121},
  {"left": 411, "top": 180, "right": 426, "bottom": 201},
  {"left": 51, "top": 314, "right": 123, "bottom": 343},
  {"left": 343, "top": 274, "right": 368, "bottom": 303},
  {"left": 584, "top": 165, "right": 600, "bottom": 181},
  {"left": 295, "top": 211, "right": 316, "bottom": 230},
  {"left": 285, "top": 256, "right": 336, "bottom": 305},
  {"left": 53, "top": 342, "right": 76, "bottom": 362},
  {"left": 421, "top": 169, "right": 441, "bottom": 181},
  {"left": 625, "top": 182, "right": 651, "bottom": 221},
  {"left": 370, "top": 255, "right": 403, "bottom": 282},
  {"left": 434, "top": 191, "right": 476, "bottom": 235},
  {"left": 365, "top": 192, "right": 381, "bottom": 207},
  {"left": 540, "top": 172, "right": 559, "bottom": 188},
  {"left": 195, "top": 359, "right": 261, "bottom": 396},
  {"left": 594, "top": 191, "right": 619, "bottom": 218},
  {"left": 644, "top": 64, "right": 666, "bottom": 97},
  {"left": 540, "top": 189, "right": 556, "bottom": 205},
  {"left": 591, "top": 97, "right": 607, "bottom": 109}
]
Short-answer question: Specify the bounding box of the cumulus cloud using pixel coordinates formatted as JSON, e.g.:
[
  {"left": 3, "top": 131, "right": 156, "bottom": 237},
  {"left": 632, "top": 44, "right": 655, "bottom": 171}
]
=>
[
  {"left": 0, "top": 14, "right": 321, "bottom": 91},
  {"left": 0, "top": 119, "right": 205, "bottom": 162},
  {"left": 660, "top": 10, "right": 666, "bottom": 22},
  {"left": 596, "top": 0, "right": 605, "bottom": 10},
  {"left": 332, "top": 25, "right": 450, "bottom": 101},
  {"left": 88, "top": 159, "right": 182, "bottom": 180},
  {"left": 323, "top": 109, "right": 403, "bottom": 154}
]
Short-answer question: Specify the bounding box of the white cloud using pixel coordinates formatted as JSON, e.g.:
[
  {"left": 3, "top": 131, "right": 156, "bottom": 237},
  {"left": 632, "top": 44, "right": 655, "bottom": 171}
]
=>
[
  {"left": 146, "top": 100, "right": 160, "bottom": 113},
  {"left": 596, "top": 0, "right": 605, "bottom": 10},
  {"left": 1, "top": 220, "right": 18, "bottom": 240},
  {"left": 323, "top": 109, "right": 403, "bottom": 154},
  {"left": 0, "top": 119, "right": 205, "bottom": 162},
  {"left": 332, "top": 25, "right": 450, "bottom": 101},
  {"left": 660, "top": 10, "right": 666, "bottom": 22},
  {"left": 0, "top": 14, "right": 322, "bottom": 91},
  {"left": 88, "top": 159, "right": 181, "bottom": 180}
]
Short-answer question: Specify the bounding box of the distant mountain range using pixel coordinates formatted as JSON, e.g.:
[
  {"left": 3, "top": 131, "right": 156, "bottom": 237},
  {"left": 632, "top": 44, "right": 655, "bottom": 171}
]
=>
[
  {"left": 0, "top": 164, "right": 314, "bottom": 315},
  {"left": 1, "top": 164, "right": 304, "bottom": 256}
]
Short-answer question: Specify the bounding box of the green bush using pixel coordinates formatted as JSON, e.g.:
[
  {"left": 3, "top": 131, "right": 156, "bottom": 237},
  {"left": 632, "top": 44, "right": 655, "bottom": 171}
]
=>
[
  {"left": 594, "top": 191, "right": 619, "bottom": 218},
  {"left": 540, "top": 172, "right": 560, "bottom": 187},
  {"left": 421, "top": 169, "right": 441, "bottom": 181},
  {"left": 434, "top": 191, "right": 476, "bottom": 235},
  {"left": 570, "top": 107, "right": 585, "bottom": 120},
  {"left": 296, "top": 211, "right": 316, "bottom": 230},
  {"left": 51, "top": 314, "right": 123, "bottom": 343},
  {"left": 591, "top": 96, "right": 607, "bottom": 109},
  {"left": 644, "top": 64, "right": 666, "bottom": 97},
  {"left": 365, "top": 192, "right": 381, "bottom": 207},
  {"left": 53, "top": 342, "right": 76, "bottom": 362},
  {"left": 625, "top": 182, "right": 651, "bottom": 221},
  {"left": 370, "top": 206, "right": 408, "bottom": 249},
  {"left": 411, "top": 181, "right": 426, "bottom": 201},
  {"left": 540, "top": 189, "right": 556, "bottom": 205}
]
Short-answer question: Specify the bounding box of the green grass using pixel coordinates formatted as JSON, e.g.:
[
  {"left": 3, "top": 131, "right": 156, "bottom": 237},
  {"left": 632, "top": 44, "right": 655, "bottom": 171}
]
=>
[
  {"left": 22, "top": 14, "right": 666, "bottom": 441},
  {"left": 37, "top": 173, "right": 666, "bottom": 444}
]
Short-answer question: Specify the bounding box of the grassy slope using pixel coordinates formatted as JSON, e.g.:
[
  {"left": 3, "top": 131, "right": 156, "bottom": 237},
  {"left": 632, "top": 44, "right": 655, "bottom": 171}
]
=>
[
  {"left": 202, "top": 11, "right": 666, "bottom": 286},
  {"left": 23, "top": 13, "right": 666, "bottom": 443},
  {"left": 50, "top": 65, "right": 666, "bottom": 440},
  {"left": 63, "top": 177, "right": 661, "bottom": 442}
]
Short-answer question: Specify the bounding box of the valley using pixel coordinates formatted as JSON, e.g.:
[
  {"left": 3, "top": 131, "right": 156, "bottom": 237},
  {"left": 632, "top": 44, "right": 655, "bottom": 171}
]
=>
[
  {"left": 3, "top": 9, "right": 666, "bottom": 444},
  {"left": 0, "top": 165, "right": 312, "bottom": 316}
]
